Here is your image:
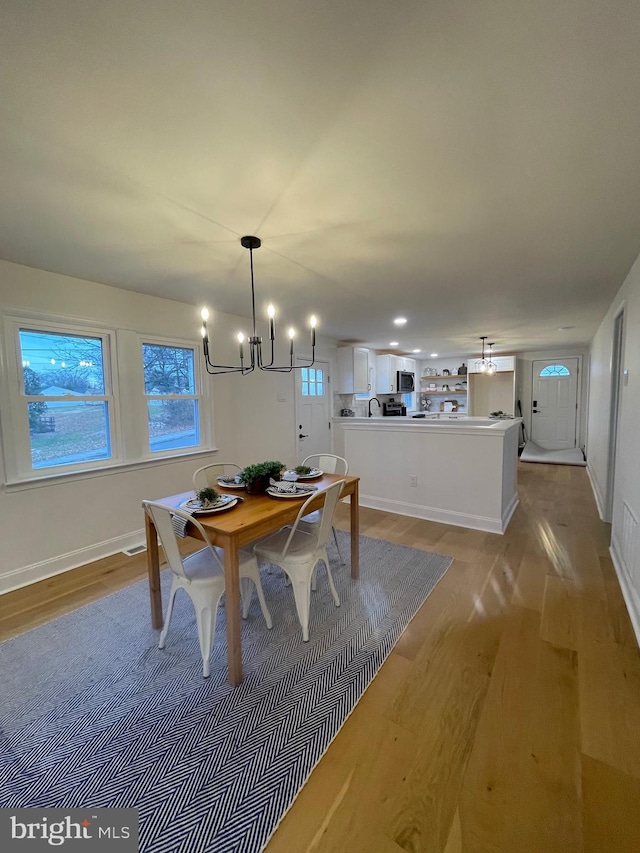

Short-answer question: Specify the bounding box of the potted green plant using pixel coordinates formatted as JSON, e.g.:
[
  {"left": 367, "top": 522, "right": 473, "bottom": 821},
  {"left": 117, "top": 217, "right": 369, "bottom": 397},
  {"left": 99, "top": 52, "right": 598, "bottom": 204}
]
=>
[
  {"left": 196, "top": 486, "right": 219, "bottom": 507},
  {"left": 239, "top": 460, "right": 285, "bottom": 495}
]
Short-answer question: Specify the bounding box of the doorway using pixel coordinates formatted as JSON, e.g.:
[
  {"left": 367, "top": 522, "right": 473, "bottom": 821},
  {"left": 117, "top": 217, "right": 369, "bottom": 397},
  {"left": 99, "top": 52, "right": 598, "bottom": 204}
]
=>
[
  {"left": 294, "top": 358, "right": 331, "bottom": 464},
  {"left": 531, "top": 357, "right": 580, "bottom": 450}
]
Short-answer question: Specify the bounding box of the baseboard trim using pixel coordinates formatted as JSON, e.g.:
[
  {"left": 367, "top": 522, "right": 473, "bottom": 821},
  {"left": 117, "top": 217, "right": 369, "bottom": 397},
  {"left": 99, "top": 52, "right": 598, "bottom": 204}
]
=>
[
  {"left": 502, "top": 493, "right": 519, "bottom": 533},
  {"left": 587, "top": 464, "right": 608, "bottom": 521},
  {"left": 0, "top": 530, "right": 147, "bottom": 595},
  {"left": 610, "top": 538, "right": 640, "bottom": 649},
  {"left": 359, "top": 494, "right": 510, "bottom": 534}
]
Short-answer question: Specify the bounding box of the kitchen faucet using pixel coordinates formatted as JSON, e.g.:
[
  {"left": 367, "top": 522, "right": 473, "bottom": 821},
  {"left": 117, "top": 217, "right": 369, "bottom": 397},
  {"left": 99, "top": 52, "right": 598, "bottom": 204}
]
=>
[{"left": 368, "top": 397, "right": 381, "bottom": 417}]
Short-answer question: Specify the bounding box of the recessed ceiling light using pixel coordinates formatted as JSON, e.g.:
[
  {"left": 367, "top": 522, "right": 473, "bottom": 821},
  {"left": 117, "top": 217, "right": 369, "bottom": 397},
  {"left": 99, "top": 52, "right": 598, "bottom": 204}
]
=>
[
  {"left": 412, "top": 349, "right": 421, "bottom": 353},
  {"left": 393, "top": 317, "right": 407, "bottom": 326},
  {"left": 389, "top": 341, "right": 399, "bottom": 346},
  {"left": 430, "top": 352, "right": 438, "bottom": 358}
]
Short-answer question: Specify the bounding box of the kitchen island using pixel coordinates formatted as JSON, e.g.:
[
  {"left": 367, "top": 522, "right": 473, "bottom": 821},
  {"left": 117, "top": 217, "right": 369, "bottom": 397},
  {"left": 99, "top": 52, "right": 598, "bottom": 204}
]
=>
[{"left": 332, "top": 416, "right": 521, "bottom": 534}]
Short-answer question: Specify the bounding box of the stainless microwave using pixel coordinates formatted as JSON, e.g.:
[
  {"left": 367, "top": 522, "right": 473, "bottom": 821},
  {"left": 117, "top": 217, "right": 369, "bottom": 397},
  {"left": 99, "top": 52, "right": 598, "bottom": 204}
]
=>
[{"left": 397, "top": 370, "right": 415, "bottom": 392}]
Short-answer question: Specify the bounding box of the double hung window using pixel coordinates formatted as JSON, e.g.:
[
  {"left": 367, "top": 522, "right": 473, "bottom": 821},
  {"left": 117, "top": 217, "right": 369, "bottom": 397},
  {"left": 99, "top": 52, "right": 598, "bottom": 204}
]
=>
[
  {"left": 1, "top": 313, "right": 211, "bottom": 484},
  {"left": 142, "top": 343, "right": 200, "bottom": 453},
  {"left": 15, "top": 326, "right": 116, "bottom": 475}
]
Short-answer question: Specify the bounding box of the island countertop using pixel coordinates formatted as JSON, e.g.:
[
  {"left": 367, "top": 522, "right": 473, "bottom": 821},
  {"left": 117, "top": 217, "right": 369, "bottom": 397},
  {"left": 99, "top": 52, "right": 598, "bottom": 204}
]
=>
[{"left": 333, "top": 415, "right": 521, "bottom": 433}]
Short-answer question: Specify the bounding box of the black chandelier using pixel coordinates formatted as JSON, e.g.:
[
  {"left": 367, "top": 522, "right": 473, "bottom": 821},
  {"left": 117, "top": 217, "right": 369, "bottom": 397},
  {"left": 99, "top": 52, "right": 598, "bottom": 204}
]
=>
[{"left": 199, "top": 236, "right": 317, "bottom": 375}]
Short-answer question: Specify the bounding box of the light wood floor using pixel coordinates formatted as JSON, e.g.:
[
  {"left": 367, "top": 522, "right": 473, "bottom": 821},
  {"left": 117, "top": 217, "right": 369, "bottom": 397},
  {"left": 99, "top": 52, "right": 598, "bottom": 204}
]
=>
[{"left": 2, "top": 462, "right": 640, "bottom": 852}]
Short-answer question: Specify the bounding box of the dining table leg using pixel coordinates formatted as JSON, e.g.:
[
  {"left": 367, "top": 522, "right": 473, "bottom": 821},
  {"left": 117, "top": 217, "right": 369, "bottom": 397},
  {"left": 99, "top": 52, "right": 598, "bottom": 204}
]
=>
[
  {"left": 222, "top": 537, "right": 243, "bottom": 686},
  {"left": 145, "top": 511, "right": 164, "bottom": 629},
  {"left": 350, "top": 480, "right": 359, "bottom": 579}
]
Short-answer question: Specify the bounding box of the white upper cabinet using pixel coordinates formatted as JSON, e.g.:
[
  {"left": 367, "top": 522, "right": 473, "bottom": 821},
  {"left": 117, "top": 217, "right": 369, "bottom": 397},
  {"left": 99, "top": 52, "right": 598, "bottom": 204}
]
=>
[
  {"left": 399, "top": 357, "right": 417, "bottom": 374},
  {"left": 375, "top": 354, "right": 417, "bottom": 393},
  {"left": 336, "top": 346, "right": 370, "bottom": 394},
  {"left": 376, "top": 354, "right": 399, "bottom": 393},
  {"left": 467, "top": 355, "right": 515, "bottom": 373}
]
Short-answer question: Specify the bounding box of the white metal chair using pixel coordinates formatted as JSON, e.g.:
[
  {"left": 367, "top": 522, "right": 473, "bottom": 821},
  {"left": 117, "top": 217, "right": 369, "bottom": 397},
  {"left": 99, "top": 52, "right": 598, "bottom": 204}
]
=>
[
  {"left": 254, "top": 480, "right": 344, "bottom": 641},
  {"left": 298, "top": 454, "right": 349, "bottom": 564},
  {"left": 142, "top": 500, "right": 272, "bottom": 677},
  {"left": 193, "top": 462, "right": 242, "bottom": 492}
]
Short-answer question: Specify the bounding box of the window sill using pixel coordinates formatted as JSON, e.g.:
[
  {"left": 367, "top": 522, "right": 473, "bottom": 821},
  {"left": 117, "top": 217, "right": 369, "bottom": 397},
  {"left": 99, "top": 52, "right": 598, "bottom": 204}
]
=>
[{"left": 3, "top": 447, "right": 220, "bottom": 492}]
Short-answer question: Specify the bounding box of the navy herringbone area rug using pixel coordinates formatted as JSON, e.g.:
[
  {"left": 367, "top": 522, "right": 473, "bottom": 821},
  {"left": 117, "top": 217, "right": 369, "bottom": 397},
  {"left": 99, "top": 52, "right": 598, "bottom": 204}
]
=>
[{"left": 0, "top": 532, "right": 451, "bottom": 852}]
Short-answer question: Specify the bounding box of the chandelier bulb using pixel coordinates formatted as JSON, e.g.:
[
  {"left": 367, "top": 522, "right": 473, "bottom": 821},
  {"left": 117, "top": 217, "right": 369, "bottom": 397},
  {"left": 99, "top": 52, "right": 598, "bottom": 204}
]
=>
[{"left": 200, "top": 306, "right": 209, "bottom": 322}]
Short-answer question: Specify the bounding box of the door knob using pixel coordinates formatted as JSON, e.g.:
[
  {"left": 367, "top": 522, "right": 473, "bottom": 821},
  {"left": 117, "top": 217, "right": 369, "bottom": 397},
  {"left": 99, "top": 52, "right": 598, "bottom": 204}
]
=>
[
  {"left": 299, "top": 433, "right": 308, "bottom": 438},
  {"left": 533, "top": 409, "right": 539, "bottom": 413}
]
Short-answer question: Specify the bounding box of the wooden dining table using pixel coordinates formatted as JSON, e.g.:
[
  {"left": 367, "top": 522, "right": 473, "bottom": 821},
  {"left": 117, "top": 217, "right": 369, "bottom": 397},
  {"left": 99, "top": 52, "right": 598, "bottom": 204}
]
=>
[{"left": 144, "top": 472, "right": 360, "bottom": 685}]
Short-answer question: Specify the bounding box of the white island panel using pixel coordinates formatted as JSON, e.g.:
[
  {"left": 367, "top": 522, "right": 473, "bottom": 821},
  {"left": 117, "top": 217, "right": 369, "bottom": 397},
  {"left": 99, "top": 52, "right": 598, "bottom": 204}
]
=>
[{"left": 335, "top": 417, "right": 520, "bottom": 534}]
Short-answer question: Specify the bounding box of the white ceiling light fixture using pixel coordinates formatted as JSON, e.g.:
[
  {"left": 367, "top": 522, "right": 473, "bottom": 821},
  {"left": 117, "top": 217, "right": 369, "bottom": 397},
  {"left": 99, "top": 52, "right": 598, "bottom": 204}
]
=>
[
  {"left": 389, "top": 341, "right": 399, "bottom": 346},
  {"left": 430, "top": 352, "right": 438, "bottom": 358},
  {"left": 200, "top": 236, "right": 317, "bottom": 375},
  {"left": 486, "top": 342, "right": 497, "bottom": 375},
  {"left": 412, "top": 349, "right": 421, "bottom": 353},
  {"left": 393, "top": 317, "right": 407, "bottom": 326}
]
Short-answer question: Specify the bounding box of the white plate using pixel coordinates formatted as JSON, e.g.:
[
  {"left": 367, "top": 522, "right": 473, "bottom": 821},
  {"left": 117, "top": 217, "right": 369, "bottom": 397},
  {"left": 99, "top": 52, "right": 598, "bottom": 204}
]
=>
[
  {"left": 294, "top": 468, "right": 322, "bottom": 480},
  {"left": 266, "top": 487, "right": 310, "bottom": 499},
  {"left": 180, "top": 496, "right": 239, "bottom": 514},
  {"left": 216, "top": 477, "right": 247, "bottom": 489}
]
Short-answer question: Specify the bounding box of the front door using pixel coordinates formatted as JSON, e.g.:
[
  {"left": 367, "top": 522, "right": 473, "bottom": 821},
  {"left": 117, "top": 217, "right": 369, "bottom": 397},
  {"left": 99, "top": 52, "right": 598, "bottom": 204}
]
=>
[
  {"left": 294, "top": 358, "right": 331, "bottom": 463},
  {"left": 531, "top": 358, "right": 579, "bottom": 450}
]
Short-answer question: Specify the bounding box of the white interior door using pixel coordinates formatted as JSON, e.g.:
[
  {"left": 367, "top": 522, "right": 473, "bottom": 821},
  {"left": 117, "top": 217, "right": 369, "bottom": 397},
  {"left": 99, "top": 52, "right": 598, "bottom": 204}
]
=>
[
  {"left": 295, "top": 358, "right": 331, "bottom": 463},
  {"left": 531, "top": 358, "right": 579, "bottom": 449}
]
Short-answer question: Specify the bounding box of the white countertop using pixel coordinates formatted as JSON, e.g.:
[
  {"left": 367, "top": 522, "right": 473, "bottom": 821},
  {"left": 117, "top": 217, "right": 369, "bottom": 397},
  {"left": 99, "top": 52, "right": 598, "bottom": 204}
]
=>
[{"left": 333, "top": 415, "right": 521, "bottom": 434}]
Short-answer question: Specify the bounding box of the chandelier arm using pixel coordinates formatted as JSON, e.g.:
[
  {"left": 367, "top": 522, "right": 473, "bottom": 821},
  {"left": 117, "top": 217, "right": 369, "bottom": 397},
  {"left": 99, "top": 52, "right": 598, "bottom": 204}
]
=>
[
  {"left": 258, "top": 336, "right": 276, "bottom": 369},
  {"left": 257, "top": 344, "right": 316, "bottom": 372},
  {"left": 202, "top": 338, "right": 254, "bottom": 374}
]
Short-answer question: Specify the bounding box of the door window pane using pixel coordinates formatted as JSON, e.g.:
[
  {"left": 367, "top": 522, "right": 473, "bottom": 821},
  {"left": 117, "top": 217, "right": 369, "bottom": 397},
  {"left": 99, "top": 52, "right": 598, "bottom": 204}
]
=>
[{"left": 539, "top": 365, "right": 570, "bottom": 376}]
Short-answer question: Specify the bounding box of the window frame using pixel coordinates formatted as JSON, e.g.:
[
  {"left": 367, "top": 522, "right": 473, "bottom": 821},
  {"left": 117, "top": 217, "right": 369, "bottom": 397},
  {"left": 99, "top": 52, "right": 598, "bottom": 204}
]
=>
[
  {"left": 139, "top": 336, "right": 207, "bottom": 458},
  {"left": 0, "top": 310, "right": 214, "bottom": 486}
]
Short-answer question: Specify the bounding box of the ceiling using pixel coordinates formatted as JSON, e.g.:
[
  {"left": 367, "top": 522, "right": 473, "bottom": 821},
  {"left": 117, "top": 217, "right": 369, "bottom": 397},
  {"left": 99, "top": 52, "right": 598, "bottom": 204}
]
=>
[{"left": 2, "top": 0, "right": 640, "bottom": 359}]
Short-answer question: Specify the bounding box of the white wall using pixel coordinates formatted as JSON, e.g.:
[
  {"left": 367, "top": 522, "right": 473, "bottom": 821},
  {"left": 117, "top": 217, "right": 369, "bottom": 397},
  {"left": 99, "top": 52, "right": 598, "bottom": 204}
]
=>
[
  {"left": 587, "top": 252, "right": 640, "bottom": 640},
  {"left": 0, "top": 260, "right": 336, "bottom": 592}
]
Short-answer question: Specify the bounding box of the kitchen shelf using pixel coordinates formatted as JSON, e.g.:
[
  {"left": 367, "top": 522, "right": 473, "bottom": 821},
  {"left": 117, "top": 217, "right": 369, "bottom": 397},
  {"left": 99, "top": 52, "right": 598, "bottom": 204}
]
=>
[
  {"left": 421, "top": 390, "right": 467, "bottom": 394},
  {"left": 421, "top": 375, "right": 467, "bottom": 381}
]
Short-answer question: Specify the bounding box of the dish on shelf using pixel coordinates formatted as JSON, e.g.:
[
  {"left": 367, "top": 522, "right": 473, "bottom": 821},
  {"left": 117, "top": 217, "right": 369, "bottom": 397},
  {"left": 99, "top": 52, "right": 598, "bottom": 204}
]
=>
[{"left": 180, "top": 496, "right": 239, "bottom": 514}]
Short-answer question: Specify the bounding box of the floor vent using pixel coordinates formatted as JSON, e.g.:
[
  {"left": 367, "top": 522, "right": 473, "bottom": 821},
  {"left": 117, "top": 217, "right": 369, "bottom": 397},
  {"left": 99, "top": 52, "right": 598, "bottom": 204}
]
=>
[{"left": 122, "top": 544, "right": 147, "bottom": 556}]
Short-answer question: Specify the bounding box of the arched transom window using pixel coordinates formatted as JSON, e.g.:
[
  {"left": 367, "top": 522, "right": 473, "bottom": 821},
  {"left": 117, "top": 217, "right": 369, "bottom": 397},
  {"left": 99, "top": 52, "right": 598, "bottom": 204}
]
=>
[{"left": 539, "top": 364, "right": 570, "bottom": 376}]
